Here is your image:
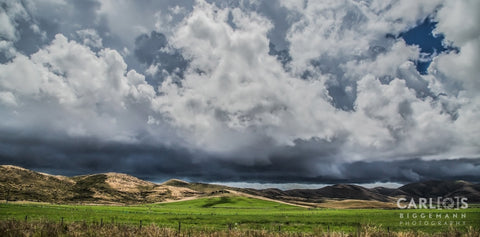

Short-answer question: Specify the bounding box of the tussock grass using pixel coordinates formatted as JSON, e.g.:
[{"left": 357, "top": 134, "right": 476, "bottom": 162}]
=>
[
  {"left": 1, "top": 198, "right": 479, "bottom": 236},
  {"left": 0, "top": 220, "right": 479, "bottom": 237}
]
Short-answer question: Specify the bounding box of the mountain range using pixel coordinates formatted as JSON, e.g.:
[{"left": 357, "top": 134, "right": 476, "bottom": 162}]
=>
[{"left": 1, "top": 165, "right": 479, "bottom": 207}]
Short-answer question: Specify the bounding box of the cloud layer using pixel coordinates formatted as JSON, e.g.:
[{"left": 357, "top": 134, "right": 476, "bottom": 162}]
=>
[{"left": 0, "top": 0, "right": 479, "bottom": 183}]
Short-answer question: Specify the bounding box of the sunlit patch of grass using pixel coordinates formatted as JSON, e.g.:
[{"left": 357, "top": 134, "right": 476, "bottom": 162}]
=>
[{"left": 1, "top": 197, "right": 479, "bottom": 235}]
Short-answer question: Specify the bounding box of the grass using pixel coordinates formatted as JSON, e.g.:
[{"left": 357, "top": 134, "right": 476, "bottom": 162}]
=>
[
  {"left": 1, "top": 196, "right": 479, "bottom": 235},
  {"left": 1, "top": 220, "right": 479, "bottom": 237}
]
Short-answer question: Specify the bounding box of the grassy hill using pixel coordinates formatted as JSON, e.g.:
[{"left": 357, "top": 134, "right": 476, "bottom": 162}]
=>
[
  {"left": 1, "top": 165, "right": 480, "bottom": 235},
  {"left": 1, "top": 165, "right": 479, "bottom": 207},
  {"left": 1, "top": 196, "right": 479, "bottom": 235},
  {"left": 0, "top": 165, "right": 202, "bottom": 204},
  {"left": 398, "top": 180, "right": 480, "bottom": 202},
  {"left": 0, "top": 165, "right": 76, "bottom": 203}
]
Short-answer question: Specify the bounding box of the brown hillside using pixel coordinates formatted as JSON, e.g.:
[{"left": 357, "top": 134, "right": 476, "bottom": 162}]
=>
[
  {"left": 0, "top": 165, "right": 76, "bottom": 202},
  {"left": 2, "top": 165, "right": 479, "bottom": 206},
  {"left": 0, "top": 165, "right": 202, "bottom": 204}
]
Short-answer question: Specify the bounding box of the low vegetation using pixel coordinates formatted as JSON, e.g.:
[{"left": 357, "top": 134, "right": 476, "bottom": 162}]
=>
[
  {"left": 0, "top": 165, "right": 203, "bottom": 204},
  {"left": 2, "top": 219, "right": 480, "bottom": 237},
  {"left": 2, "top": 166, "right": 480, "bottom": 236},
  {"left": 1, "top": 197, "right": 479, "bottom": 236}
]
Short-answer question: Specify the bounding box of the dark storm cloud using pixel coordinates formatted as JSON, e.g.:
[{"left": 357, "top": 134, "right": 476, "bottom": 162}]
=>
[
  {"left": 1, "top": 127, "right": 478, "bottom": 184},
  {"left": 0, "top": 130, "right": 202, "bottom": 179},
  {"left": 336, "top": 159, "right": 480, "bottom": 183},
  {"left": 188, "top": 157, "right": 480, "bottom": 184},
  {"left": 1, "top": 0, "right": 479, "bottom": 186}
]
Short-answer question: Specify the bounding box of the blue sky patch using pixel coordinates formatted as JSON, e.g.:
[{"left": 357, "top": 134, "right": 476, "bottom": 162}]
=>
[{"left": 401, "top": 18, "right": 448, "bottom": 74}]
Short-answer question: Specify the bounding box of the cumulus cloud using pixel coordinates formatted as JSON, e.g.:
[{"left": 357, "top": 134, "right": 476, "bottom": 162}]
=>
[
  {"left": 429, "top": 0, "right": 480, "bottom": 158},
  {"left": 154, "top": 2, "right": 343, "bottom": 160},
  {"left": 0, "top": 34, "right": 159, "bottom": 144},
  {"left": 0, "top": 0, "right": 30, "bottom": 61},
  {"left": 0, "top": 91, "right": 17, "bottom": 107},
  {"left": 433, "top": 0, "right": 480, "bottom": 94},
  {"left": 133, "top": 31, "right": 188, "bottom": 86},
  {"left": 151, "top": 0, "right": 478, "bottom": 162},
  {"left": 0, "top": 0, "right": 479, "bottom": 183},
  {"left": 75, "top": 29, "right": 103, "bottom": 49}
]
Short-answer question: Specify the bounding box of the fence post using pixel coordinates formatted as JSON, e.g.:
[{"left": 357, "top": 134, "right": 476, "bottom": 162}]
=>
[
  {"left": 61, "top": 217, "right": 64, "bottom": 226},
  {"left": 100, "top": 218, "right": 103, "bottom": 227},
  {"left": 178, "top": 221, "right": 181, "bottom": 233},
  {"left": 139, "top": 220, "right": 142, "bottom": 229},
  {"left": 25, "top": 216, "right": 28, "bottom": 222}
]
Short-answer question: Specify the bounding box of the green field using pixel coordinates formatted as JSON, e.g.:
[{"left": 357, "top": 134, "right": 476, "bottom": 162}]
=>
[{"left": 1, "top": 197, "right": 480, "bottom": 235}]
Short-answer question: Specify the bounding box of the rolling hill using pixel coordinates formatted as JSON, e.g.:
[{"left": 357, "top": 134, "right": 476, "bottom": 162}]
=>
[
  {"left": 397, "top": 180, "right": 480, "bottom": 202},
  {"left": 1, "top": 165, "right": 479, "bottom": 206},
  {"left": 0, "top": 165, "right": 201, "bottom": 204}
]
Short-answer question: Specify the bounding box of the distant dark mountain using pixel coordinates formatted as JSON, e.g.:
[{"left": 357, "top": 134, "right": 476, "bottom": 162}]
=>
[
  {"left": 371, "top": 187, "right": 406, "bottom": 196},
  {"left": 243, "top": 184, "right": 391, "bottom": 202},
  {"left": 247, "top": 181, "right": 480, "bottom": 203},
  {"left": 398, "top": 180, "right": 480, "bottom": 202},
  {"left": 296, "top": 184, "right": 391, "bottom": 201},
  {"left": 1, "top": 165, "right": 479, "bottom": 205}
]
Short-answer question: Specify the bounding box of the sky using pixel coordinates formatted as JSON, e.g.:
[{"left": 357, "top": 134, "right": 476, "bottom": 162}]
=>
[{"left": 0, "top": 0, "right": 479, "bottom": 185}]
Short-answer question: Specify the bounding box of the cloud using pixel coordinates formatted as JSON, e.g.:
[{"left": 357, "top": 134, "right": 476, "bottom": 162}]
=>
[
  {"left": 153, "top": 1, "right": 350, "bottom": 162},
  {"left": 0, "top": 9, "right": 17, "bottom": 41},
  {"left": 0, "top": 34, "right": 159, "bottom": 144},
  {"left": 133, "top": 31, "right": 188, "bottom": 85},
  {"left": 0, "top": 91, "right": 17, "bottom": 107},
  {"left": 433, "top": 0, "right": 480, "bottom": 94},
  {"left": 428, "top": 0, "right": 480, "bottom": 159},
  {"left": 75, "top": 29, "right": 103, "bottom": 49},
  {"left": 1, "top": 130, "right": 479, "bottom": 183},
  {"left": 151, "top": 0, "right": 479, "bottom": 163},
  {"left": 0, "top": 0, "right": 30, "bottom": 61},
  {"left": 0, "top": 0, "right": 479, "bottom": 183}
]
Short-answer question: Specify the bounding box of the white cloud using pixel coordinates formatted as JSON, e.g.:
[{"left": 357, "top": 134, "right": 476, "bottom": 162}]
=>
[
  {"left": 0, "top": 91, "right": 17, "bottom": 107},
  {"left": 284, "top": 0, "right": 444, "bottom": 75},
  {"left": 154, "top": 1, "right": 338, "bottom": 156},
  {"left": 0, "top": 0, "right": 31, "bottom": 60},
  {"left": 433, "top": 0, "right": 480, "bottom": 94},
  {"left": 0, "top": 41, "right": 17, "bottom": 59},
  {"left": 351, "top": 74, "right": 458, "bottom": 159},
  {"left": 0, "top": 11, "right": 17, "bottom": 41},
  {"left": 0, "top": 0, "right": 479, "bottom": 177},
  {"left": 376, "top": 0, "right": 444, "bottom": 31},
  {"left": 429, "top": 0, "right": 480, "bottom": 157},
  {"left": 0, "top": 34, "right": 158, "bottom": 143},
  {"left": 99, "top": 0, "right": 194, "bottom": 49},
  {"left": 147, "top": 0, "right": 480, "bottom": 165},
  {"left": 76, "top": 29, "right": 103, "bottom": 49}
]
